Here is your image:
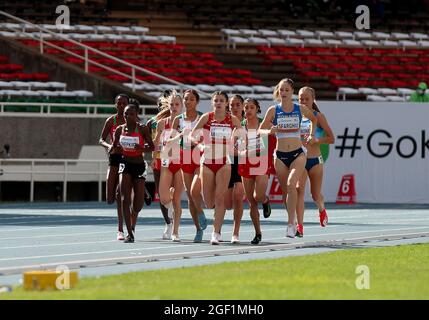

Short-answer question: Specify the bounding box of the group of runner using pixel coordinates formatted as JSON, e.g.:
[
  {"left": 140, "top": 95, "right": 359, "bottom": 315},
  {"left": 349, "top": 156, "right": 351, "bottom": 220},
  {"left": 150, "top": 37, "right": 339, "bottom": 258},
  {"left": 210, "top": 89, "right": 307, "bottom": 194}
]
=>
[{"left": 99, "top": 78, "right": 335, "bottom": 244}]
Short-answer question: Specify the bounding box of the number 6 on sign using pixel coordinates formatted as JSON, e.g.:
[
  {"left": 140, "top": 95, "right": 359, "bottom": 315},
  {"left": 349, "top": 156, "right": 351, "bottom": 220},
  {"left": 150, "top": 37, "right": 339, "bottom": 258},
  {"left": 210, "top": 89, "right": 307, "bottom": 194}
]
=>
[
  {"left": 342, "top": 180, "right": 350, "bottom": 194},
  {"left": 336, "top": 174, "right": 356, "bottom": 204}
]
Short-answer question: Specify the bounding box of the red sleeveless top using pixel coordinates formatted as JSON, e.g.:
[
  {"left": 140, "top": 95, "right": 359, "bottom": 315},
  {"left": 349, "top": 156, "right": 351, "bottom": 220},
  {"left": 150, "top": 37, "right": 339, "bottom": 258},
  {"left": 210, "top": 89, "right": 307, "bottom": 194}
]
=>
[
  {"left": 203, "top": 112, "right": 234, "bottom": 145},
  {"left": 119, "top": 125, "right": 144, "bottom": 158}
]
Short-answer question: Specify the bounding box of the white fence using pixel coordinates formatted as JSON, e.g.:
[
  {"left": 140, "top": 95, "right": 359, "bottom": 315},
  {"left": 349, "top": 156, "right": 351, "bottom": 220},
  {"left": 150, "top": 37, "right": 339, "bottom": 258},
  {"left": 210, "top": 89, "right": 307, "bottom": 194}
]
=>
[{"left": 0, "top": 158, "right": 107, "bottom": 202}]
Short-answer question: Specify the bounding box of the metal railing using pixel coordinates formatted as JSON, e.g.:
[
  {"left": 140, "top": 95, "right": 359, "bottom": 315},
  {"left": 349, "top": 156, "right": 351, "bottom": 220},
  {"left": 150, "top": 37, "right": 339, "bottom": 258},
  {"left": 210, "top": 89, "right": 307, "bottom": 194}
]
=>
[
  {"left": 0, "top": 10, "right": 211, "bottom": 99},
  {"left": 0, "top": 102, "right": 157, "bottom": 118},
  {"left": 0, "top": 158, "right": 155, "bottom": 202},
  {"left": 0, "top": 158, "right": 106, "bottom": 202}
]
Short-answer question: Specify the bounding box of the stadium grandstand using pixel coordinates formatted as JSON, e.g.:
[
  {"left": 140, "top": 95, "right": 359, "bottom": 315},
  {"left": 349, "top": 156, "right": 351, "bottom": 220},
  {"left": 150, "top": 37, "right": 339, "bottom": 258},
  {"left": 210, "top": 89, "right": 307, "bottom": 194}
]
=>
[{"left": 0, "top": 0, "right": 428, "bottom": 201}]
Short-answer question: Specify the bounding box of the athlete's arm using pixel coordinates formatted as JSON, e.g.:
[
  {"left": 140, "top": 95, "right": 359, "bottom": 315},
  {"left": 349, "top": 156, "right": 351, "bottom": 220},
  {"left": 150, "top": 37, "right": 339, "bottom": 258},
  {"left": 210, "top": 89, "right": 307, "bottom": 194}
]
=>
[
  {"left": 315, "top": 113, "right": 335, "bottom": 145},
  {"left": 230, "top": 115, "right": 243, "bottom": 157},
  {"left": 300, "top": 104, "right": 317, "bottom": 144},
  {"left": 166, "top": 115, "right": 183, "bottom": 145},
  {"left": 140, "top": 124, "right": 155, "bottom": 153},
  {"left": 232, "top": 126, "right": 247, "bottom": 158},
  {"left": 154, "top": 118, "right": 165, "bottom": 149},
  {"left": 258, "top": 106, "right": 276, "bottom": 135},
  {"left": 112, "top": 125, "right": 123, "bottom": 153},
  {"left": 190, "top": 113, "right": 209, "bottom": 147},
  {"left": 99, "top": 116, "right": 113, "bottom": 150}
]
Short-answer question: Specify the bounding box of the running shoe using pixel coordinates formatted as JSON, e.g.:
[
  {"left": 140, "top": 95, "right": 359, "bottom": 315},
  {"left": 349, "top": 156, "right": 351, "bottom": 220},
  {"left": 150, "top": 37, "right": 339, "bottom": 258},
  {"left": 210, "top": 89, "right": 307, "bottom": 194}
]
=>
[
  {"left": 117, "top": 231, "right": 125, "bottom": 241},
  {"left": 124, "top": 234, "right": 134, "bottom": 243},
  {"left": 296, "top": 224, "right": 304, "bottom": 237},
  {"left": 262, "top": 198, "right": 271, "bottom": 218},
  {"left": 286, "top": 224, "right": 296, "bottom": 238},
  {"left": 162, "top": 223, "right": 173, "bottom": 240},
  {"left": 144, "top": 188, "right": 152, "bottom": 206},
  {"left": 193, "top": 229, "right": 204, "bottom": 243},
  {"left": 319, "top": 209, "right": 328, "bottom": 227},
  {"left": 231, "top": 235, "right": 240, "bottom": 244},
  {"left": 198, "top": 211, "right": 207, "bottom": 230},
  {"left": 210, "top": 232, "right": 221, "bottom": 245},
  {"left": 251, "top": 234, "right": 262, "bottom": 245},
  {"left": 171, "top": 234, "right": 181, "bottom": 242}
]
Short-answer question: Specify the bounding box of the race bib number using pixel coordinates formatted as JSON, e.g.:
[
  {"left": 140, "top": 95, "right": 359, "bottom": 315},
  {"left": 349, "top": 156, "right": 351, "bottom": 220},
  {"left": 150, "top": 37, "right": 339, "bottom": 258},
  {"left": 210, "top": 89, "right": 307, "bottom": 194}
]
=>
[
  {"left": 210, "top": 126, "right": 232, "bottom": 140},
  {"left": 277, "top": 115, "right": 299, "bottom": 131},
  {"left": 161, "top": 158, "right": 170, "bottom": 167},
  {"left": 120, "top": 136, "right": 139, "bottom": 150}
]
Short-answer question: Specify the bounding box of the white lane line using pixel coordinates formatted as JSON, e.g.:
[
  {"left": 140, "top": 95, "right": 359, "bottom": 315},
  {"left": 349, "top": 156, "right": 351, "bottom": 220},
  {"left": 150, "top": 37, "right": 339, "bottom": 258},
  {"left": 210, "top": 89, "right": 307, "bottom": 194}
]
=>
[
  {"left": 0, "top": 224, "right": 337, "bottom": 249},
  {"left": 261, "top": 231, "right": 429, "bottom": 246},
  {"left": 1, "top": 210, "right": 428, "bottom": 232},
  {"left": 0, "top": 225, "right": 198, "bottom": 241},
  {"left": 0, "top": 208, "right": 427, "bottom": 221},
  {"left": 0, "top": 218, "right": 113, "bottom": 226},
  {"left": 1, "top": 217, "right": 428, "bottom": 244},
  {"left": 1, "top": 226, "right": 428, "bottom": 262},
  {"left": 1, "top": 231, "right": 428, "bottom": 274},
  {"left": 0, "top": 220, "right": 165, "bottom": 233},
  {"left": 0, "top": 239, "right": 118, "bottom": 250}
]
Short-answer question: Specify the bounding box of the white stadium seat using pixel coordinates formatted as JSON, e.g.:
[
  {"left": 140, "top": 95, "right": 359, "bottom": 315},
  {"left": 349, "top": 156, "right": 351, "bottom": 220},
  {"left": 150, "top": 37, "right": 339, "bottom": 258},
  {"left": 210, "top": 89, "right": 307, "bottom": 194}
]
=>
[
  {"left": 379, "top": 40, "right": 398, "bottom": 47},
  {"left": 323, "top": 39, "right": 342, "bottom": 46},
  {"left": 233, "top": 85, "right": 254, "bottom": 93},
  {"left": 337, "top": 87, "right": 359, "bottom": 100},
  {"left": 252, "top": 85, "right": 272, "bottom": 93},
  {"left": 391, "top": 32, "right": 410, "bottom": 40},
  {"left": 304, "top": 38, "right": 324, "bottom": 46},
  {"left": 296, "top": 30, "right": 315, "bottom": 38},
  {"left": 366, "top": 95, "right": 387, "bottom": 101},
  {"left": 386, "top": 95, "right": 406, "bottom": 102},
  {"left": 267, "top": 37, "right": 286, "bottom": 46},
  {"left": 130, "top": 26, "right": 149, "bottom": 34},
  {"left": 315, "top": 30, "right": 335, "bottom": 38},
  {"left": 94, "top": 26, "right": 113, "bottom": 33},
  {"left": 277, "top": 29, "right": 297, "bottom": 38},
  {"left": 397, "top": 88, "right": 415, "bottom": 96},
  {"left": 240, "top": 29, "right": 259, "bottom": 37},
  {"left": 373, "top": 32, "right": 391, "bottom": 40},
  {"left": 227, "top": 36, "right": 250, "bottom": 49},
  {"left": 410, "top": 33, "right": 429, "bottom": 40},
  {"left": 358, "top": 88, "right": 378, "bottom": 95},
  {"left": 258, "top": 29, "right": 278, "bottom": 37},
  {"left": 196, "top": 84, "right": 217, "bottom": 92},
  {"left": 354, "top": 31, "right": 373, "bottom": 39},
  {"left": 285, "top": 38, "right": 304, "bottom": 46},
  {"left": 249, "top": 37, "right": 270, "bottom": 45},
  {"left": 362, "top": 40, "right": 380, "bottom": 48},
  {"left": 377, "top": 88, "right": 397, "bottom": 95},
  {"left": 342, "top": 39, "right": 361, "bottom": 46},
  {"left": 335, "top": 31, "right": 354, "bottom": 38}
]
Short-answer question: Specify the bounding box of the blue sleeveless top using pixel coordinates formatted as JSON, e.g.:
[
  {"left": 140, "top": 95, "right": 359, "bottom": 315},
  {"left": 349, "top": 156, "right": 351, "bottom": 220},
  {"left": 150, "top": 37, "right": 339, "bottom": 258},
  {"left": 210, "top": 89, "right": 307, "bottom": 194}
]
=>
[{"left": 272, "top": 103, "right": 302, "bottom": 139}]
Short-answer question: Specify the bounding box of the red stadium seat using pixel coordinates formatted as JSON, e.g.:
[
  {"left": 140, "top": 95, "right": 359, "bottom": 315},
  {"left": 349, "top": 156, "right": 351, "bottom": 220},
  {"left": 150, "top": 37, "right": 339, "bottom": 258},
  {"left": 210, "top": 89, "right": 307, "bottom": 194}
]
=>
[
  {"left": 242, "top": 77, "right": 261, "bottom": 85},
  {"left": 205, "top": 60, "right": 224, "bottom": 67},
  {"left": 107, "top": 74, "right": 129, "bottom": 82}
]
